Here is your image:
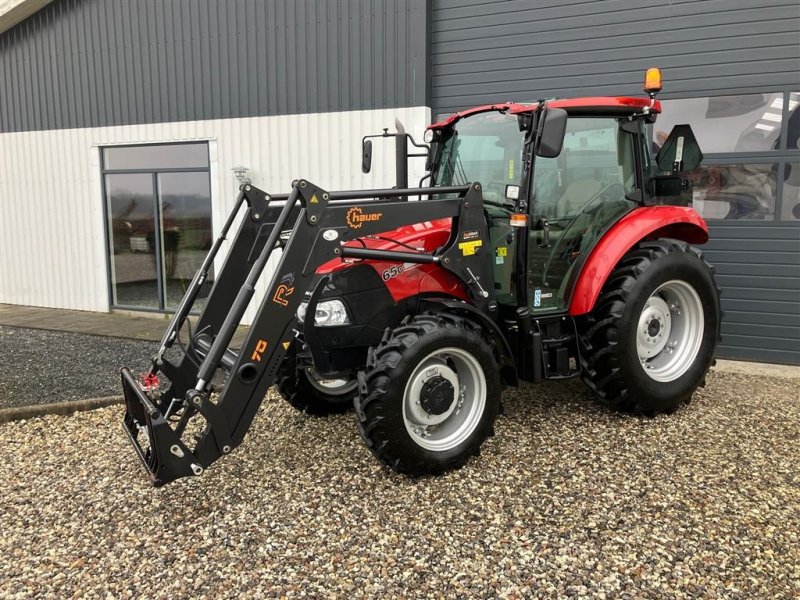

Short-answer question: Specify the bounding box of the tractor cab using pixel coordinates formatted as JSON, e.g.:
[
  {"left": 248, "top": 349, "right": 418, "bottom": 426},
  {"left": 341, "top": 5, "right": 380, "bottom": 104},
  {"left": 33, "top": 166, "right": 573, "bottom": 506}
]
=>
[{"left": 426, "top": 79, "right": 702, "bottom": 318}]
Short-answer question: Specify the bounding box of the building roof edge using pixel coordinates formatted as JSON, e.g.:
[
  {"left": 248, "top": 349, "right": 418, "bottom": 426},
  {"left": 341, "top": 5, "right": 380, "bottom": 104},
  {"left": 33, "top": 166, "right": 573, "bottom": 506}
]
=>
[{"left": 0, "top": 0, "right": 53, "bottom": 36}]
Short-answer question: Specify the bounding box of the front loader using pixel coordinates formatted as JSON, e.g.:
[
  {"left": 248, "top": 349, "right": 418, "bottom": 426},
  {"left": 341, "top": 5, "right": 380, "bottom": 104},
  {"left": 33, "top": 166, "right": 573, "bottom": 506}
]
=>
[{"left": 121, "top": 68, "right": 721, "bottom": 486}]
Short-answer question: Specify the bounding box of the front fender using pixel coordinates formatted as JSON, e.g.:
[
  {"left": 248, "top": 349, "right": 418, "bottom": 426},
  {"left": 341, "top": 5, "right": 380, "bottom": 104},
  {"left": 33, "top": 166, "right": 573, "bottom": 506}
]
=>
[
  {"left": 420, "top": 297, "right": 518, "bottom": 387},
  {"left": 569, "top": 206, "right": 708, "bottom": 316}
]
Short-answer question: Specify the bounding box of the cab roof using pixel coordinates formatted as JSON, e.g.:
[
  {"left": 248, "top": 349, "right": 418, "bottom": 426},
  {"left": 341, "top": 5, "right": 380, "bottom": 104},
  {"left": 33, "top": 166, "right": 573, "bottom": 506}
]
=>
[{"left": 427, "top": 96, "right": 662, "bottom": 130}]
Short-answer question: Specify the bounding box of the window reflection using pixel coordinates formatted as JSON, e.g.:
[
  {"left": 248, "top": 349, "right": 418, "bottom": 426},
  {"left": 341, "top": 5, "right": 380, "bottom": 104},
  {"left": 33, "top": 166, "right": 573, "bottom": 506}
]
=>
[
  {"left": 788, "top": 93, "right": 800, "bottom": 151},
  {"left": 781, "top": 163, "right": 800, "bottom": 221},
  {"left": 656, "top": 93, "right": 784, "bottom": 153},
  {"left": 689, "top": 163, "right": 777, "bottom": 220},
  {"left": 105, "top": 173, "right": 160, "bottom": 308},
  {"left": 158, "top": 172, "right": 214, "bottom": 310}
]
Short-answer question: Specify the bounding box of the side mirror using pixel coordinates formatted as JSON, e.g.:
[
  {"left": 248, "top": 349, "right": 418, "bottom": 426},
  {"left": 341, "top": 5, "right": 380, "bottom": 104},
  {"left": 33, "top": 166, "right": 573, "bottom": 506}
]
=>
[
  {"left": 650, "top": 175, "right": 685, "bottom": 196},
  {"left": 361, "top": 139, "right": 373, "bottom": 174},
  {"left": 656, "top": 124, "right": 703, "bottom": 173},
  {"left": 537, "top": 108, "right": 568, "bottom": 158},
  {"left": 425, "top": 143, "right": 436, "bottom": 172},
  {"left": 647, "top": 174, "right": 690, "bottom": 206}
]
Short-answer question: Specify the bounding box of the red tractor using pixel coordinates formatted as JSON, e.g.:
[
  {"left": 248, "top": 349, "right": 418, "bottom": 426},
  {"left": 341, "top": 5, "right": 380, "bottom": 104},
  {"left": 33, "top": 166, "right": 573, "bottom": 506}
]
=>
[{"left": 121, "top": 69, "right": 720, "bottom": 485}]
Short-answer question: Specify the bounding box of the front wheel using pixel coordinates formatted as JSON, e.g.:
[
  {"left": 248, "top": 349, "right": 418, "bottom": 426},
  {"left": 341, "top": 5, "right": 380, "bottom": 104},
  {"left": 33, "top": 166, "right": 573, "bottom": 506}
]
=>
[
  {"left": 355, "top": 313, "right": 501, "bottom": 475},
  {"left": 577, "top": 239, "right": 720, "bottom": 414},
  {"left": 275, "top": 342, "right": 358, "bottom": 416}
]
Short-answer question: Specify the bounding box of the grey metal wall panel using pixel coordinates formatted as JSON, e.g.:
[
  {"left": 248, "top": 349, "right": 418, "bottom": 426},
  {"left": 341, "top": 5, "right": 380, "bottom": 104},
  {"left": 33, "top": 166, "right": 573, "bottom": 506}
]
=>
[
  {"left": 432, "top": 0, "right": 800, "bottom": 364},
  {"left": 705, "top": 223, "right": 800, "bottom": 365},
  {"left": 430, "top": 0, "right": 800, "bottom": 114},
  {"left": 0, "top": 0, "right": 428, "bottom": 132}
]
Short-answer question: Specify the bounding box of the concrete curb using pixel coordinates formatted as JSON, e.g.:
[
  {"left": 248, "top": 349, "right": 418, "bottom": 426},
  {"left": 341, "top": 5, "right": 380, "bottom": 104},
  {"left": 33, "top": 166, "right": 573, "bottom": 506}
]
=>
[
  {"left": 714, "top": 359, "right": 800, "bottom": 380},
  {"left": 0, "top": 396, "right": 123, "bottom": 424}
]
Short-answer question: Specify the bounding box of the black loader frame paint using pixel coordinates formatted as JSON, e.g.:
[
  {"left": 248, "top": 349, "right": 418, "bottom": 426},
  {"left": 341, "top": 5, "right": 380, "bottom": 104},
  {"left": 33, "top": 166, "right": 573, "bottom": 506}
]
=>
[{"left": 122, "top": 180, "right": 500, "bottom": 486}]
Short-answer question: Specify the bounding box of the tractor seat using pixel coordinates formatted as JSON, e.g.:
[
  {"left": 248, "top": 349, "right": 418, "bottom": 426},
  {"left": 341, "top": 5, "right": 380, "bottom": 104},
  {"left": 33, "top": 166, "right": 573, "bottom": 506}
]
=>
[{"left": 555, "top": 179, "right": 604, "bottom": 219}]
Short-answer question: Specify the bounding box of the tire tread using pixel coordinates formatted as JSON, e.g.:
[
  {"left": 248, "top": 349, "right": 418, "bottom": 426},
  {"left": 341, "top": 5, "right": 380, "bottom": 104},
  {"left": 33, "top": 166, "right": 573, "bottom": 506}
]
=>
[
  {"left": 354, "top": 312, "right": 500, "bottom": 475},
  {"left": 577, "top": 239, "right": 720, "bottom": 414}
]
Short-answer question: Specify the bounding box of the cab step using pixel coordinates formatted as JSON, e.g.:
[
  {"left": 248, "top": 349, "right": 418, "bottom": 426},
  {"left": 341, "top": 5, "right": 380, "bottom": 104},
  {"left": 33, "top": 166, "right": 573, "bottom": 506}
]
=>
[{"left": 540, "top": 331, "right": 579, "bottom": 380}]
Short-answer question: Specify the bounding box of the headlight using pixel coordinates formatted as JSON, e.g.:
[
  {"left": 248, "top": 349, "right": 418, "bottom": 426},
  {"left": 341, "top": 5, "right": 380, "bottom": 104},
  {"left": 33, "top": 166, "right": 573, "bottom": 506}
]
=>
[{"left": 296, "top": 299, "right": 351, "bottom": 327}]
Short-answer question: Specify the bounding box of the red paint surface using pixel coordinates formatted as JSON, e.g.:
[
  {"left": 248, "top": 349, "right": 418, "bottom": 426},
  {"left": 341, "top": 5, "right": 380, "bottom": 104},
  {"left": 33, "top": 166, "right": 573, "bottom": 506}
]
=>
[
  {"left": 568, "top": 206, "right": 708, "bottom": 316},
  {"left": 318, "top": 205, "right": 707, "bottom": 312},
  {"left": 316, "top": 219, "right": 468, "bottom": 303},
  {"left": 428, "top": 97, "right": 662, "bottom": 130}
]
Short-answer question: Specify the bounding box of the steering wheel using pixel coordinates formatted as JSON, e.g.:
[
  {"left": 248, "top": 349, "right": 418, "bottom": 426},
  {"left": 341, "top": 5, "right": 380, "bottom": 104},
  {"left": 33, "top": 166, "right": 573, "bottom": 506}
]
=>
[{"left": 540, "top": 182, "right": 625, "bottom": 285}]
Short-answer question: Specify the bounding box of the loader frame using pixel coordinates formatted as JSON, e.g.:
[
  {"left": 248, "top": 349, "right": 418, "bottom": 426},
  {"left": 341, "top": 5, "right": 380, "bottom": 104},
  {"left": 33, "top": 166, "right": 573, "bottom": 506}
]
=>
[{"left": 122, "top": 179, "right": 499, "bottom": 486}]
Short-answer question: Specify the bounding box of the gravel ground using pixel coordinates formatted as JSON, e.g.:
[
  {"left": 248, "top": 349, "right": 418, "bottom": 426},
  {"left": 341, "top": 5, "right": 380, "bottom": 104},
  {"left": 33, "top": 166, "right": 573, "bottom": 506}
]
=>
[
  {"left": 0, "top": 326, "right": 154, "bottom": 407},
  {"left": 0, "top": 371, "right": 798, "bottom": 598}
]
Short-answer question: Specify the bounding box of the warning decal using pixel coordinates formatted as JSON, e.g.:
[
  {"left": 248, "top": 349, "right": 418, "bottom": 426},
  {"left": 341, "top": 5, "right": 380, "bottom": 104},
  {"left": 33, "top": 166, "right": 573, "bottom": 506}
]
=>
[{"left": 458, "top": 240, "right": 483, "bottom": 256}]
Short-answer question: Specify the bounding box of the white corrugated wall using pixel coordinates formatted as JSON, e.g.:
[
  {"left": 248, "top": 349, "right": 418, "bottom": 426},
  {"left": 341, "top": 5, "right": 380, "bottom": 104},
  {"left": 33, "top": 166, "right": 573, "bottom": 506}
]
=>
[{"left": 0, "top": 106, "right": 431, "bottom": 322}]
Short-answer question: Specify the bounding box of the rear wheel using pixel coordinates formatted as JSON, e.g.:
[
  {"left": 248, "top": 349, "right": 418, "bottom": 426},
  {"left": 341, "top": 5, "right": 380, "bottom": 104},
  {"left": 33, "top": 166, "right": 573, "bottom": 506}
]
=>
[
  {"left": 275, "top": 341, "right": 357, "bottom": 416},
  {"left": 355, "top": 313, "right": 501, "bottom": 475},
  {"left": 577, "top": 239, "right": 720, "bottom": 414}
]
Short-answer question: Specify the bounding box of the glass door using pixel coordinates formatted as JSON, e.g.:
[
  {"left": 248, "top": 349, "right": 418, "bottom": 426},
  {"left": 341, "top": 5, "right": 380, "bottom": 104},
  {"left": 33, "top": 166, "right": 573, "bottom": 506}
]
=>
[
  {"left": 102, "top": 143, "right": 212, "bottom": 312},
  {"left": 105, "top": 173, "right": 160, "bottom": 308},
  {"left": 157, "top": 172, "right": 213, "bottom": 310}
]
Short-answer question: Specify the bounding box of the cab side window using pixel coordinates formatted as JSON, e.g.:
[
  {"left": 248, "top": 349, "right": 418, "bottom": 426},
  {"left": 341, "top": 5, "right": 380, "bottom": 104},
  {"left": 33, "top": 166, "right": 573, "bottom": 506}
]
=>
[
  {"left": 533, "top": 117, "right": 636, "bottom": 220},
  {"left": 528, "top": 117, "right": 638, "bottom": 312}
]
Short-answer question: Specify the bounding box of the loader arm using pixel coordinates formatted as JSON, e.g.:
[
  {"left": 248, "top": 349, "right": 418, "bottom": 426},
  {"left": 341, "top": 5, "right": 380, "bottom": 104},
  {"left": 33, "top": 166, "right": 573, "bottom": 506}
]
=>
[{"left": 122, "top": 180, "right": 494, "bottom": 486}]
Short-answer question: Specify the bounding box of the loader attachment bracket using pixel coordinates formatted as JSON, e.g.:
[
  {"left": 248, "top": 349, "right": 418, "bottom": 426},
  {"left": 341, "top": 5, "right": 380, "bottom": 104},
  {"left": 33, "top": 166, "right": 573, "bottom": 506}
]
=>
[
  {"left": 242, "top": 184, "right": 271, "bottom": 222},
  {"left": 121, "top": 367, "right": 198, "bottom": 486}
]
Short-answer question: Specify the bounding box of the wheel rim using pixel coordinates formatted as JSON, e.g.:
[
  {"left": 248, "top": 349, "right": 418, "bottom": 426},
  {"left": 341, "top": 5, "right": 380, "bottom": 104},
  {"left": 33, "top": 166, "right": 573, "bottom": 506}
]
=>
[
  {"left": 636, "top": 279, "right": 705, "bottom": 383},
  {"left": 402, "top": 347, "right": 486, "bottom": 452},
  {"left": 304, "top": 367, "right": 357, "bottom": 396}
]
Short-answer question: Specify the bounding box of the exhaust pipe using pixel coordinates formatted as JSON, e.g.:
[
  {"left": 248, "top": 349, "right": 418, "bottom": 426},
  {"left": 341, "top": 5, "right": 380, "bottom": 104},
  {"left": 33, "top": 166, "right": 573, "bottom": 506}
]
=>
[{"left": 395, "top": 118, "right": 408, "bottom": 194}]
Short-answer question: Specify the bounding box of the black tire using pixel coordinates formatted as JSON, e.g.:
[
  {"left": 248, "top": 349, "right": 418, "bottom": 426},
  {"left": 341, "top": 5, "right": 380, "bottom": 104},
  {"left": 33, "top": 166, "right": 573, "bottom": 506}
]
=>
[
  {"left": 275, "top": 341, "right": 357, "bottom": 416},
  {"left": 355, "top": 313, "right": 501, "bottom": 475},
  {"left": 577, "top": 239, "right": 720, "bottom": 415}
]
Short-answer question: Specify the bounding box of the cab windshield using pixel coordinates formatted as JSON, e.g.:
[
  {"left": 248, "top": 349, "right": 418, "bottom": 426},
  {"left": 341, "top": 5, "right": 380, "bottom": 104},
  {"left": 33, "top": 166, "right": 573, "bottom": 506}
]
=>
[{"left": 433, "top": 111, "right": 525, "bottom": 204}]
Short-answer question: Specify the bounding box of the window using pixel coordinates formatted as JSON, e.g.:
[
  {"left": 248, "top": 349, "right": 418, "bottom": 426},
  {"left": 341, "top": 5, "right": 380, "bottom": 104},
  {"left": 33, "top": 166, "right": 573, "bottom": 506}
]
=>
[
  {"left": 689, "top": 163, "right": 778, "bottom": 220},
  {"left": 533, "top": 117, "right": 636, "bottom": 218},
  {"left": 787, "top": 92, "right": 800, "bottom": 151},
  {"left": 656, "top": 93, "right": 785, "bottom": 153},
  {"left": 433, "top": 111, "right": 524, "bottom": 203},
  {"left": 102, "top": 142, "right": 213, "bottom": 312},
  {"left": 103, "top": 144, "right": 211, "bottom": 170},
  {"left": 655, "top": 92, "right": 800, "bottom": 222},
  {"left": 782, "top": 162, "right": 800, "bottom": 221}
]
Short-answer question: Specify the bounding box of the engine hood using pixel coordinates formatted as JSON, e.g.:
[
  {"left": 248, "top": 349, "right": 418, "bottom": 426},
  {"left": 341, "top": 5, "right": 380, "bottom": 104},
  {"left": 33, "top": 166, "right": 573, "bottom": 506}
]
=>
[{"left": 316, "top": 218, "right": 453, "bottom": 274}]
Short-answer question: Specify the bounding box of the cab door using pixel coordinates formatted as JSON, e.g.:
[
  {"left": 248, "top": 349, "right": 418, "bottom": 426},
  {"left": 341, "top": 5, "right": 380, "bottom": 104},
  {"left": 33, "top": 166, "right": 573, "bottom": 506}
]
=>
[{"left": 527, "top": 116, "right": 641, "bottom": 313}]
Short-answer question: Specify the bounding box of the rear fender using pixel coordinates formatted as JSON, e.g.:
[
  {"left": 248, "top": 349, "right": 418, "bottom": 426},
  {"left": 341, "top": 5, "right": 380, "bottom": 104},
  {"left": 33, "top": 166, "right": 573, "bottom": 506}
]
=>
[{"left": 569, "top": 206, "right": 708, "bottom": 316}]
